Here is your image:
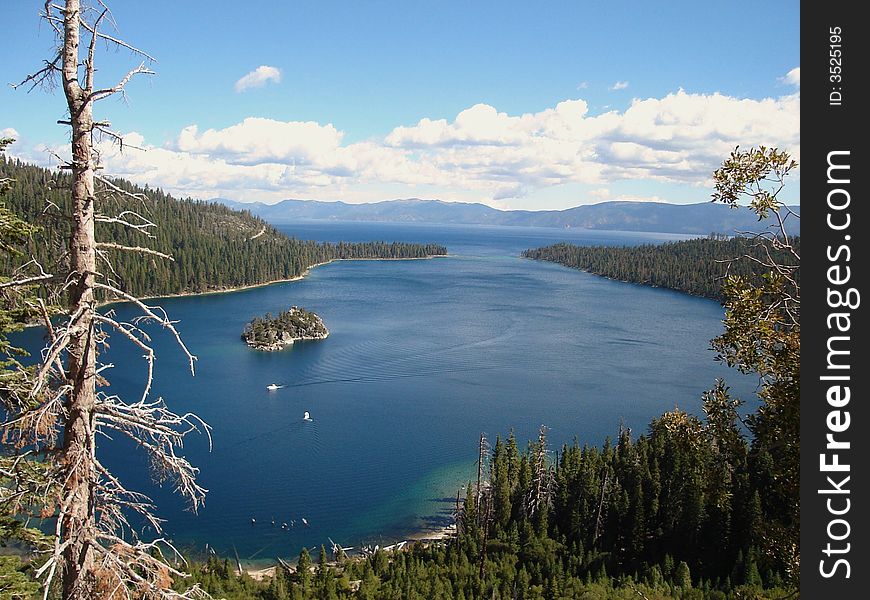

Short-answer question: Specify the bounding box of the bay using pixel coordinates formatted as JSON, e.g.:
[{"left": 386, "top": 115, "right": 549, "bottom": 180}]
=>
[{"left": 13, "top": 222, "right": 759, "bottom": 565}]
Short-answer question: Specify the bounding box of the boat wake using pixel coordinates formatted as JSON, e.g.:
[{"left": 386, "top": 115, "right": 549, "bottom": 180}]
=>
[{"left": 276, "top": 319, "right": 517, "bottom": 390}]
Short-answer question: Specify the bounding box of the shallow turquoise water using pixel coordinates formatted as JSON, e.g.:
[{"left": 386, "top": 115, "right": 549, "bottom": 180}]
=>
[{"left": 13, "top": 222, "right": 758, "bottom": 564}]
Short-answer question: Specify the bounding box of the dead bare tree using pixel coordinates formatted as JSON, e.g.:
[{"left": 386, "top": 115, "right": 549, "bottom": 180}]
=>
[
  {"left": 592, "top": 467, "right": 610, "bottom": 546},
  {"left": 2, "top": 2, "right": 210, "bottom": 598},
  {"left": 526, "top": 425, "right": 554, "bottom": 518},
  {"left": 475, "top": 431, "right": 488, "bottom": 517}
]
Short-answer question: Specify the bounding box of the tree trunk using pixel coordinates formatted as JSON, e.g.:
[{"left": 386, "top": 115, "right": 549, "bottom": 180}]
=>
[{"left": 60, "top": 1, "right": 98, "bottom": 597}]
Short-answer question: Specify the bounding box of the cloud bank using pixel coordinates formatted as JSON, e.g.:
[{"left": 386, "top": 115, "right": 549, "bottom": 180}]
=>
[{"left": 22, "top": 70, "right": 800, "bottom": 207}]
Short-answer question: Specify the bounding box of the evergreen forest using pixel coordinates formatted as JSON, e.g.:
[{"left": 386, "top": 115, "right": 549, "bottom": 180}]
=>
[
  {"left": 169, "top": 409, "right": 793, "bottom": 600},
  {"left": 243, "top": 306, "right": 329, "bottom": 350},
  {"left": 0, "top": 157, "right": 447, "bottom": 300},
  {"left": 522, "top": 237, "right": 800, "bottom": 301}
]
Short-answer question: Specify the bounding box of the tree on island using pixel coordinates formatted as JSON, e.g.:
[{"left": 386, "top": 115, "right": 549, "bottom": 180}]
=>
[
  {"left": 3, "top": 3, "right": 210, "bottom": 599},
  {"left": 243, "top": 307, "right": 329, "bottom": 351}
]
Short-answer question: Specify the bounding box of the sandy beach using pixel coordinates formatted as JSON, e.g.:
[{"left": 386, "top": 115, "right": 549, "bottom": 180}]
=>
[{"left": 239, "top": 521, "right": 458, "bottom": 580}]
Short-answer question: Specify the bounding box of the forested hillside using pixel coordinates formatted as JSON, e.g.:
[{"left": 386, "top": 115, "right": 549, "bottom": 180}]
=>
[
  {"left": 171, "top": 414, "right": 791, "bottom": 600},
  {"left": 523, "top": 237, "right": 800, "bottom": 301},
  {"left": 0, "top": 158, "right": 446, "bottom": 299}
]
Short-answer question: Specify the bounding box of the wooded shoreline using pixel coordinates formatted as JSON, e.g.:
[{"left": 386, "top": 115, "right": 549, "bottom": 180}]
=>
[
  {"left": 13, "top": 255, "right": 449, "bottom": 325},
  {"left": 134, "top": 255, "right": 449, "bottom": 303}
]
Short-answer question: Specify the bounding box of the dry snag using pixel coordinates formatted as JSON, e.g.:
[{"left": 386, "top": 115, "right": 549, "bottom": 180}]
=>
[{"left": 2, "top": 2, "right": 210, "bottom": 598}]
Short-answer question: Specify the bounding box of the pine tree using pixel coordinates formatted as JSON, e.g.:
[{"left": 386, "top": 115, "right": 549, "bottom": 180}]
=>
[
  {"left": 296, "top": 547, "right": 312, "bottom": 594},
  {"left": 674, "top": 561, "right": 692, "bottom": 590}
]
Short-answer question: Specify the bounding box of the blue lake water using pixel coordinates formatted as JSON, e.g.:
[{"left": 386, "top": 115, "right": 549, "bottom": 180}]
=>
[{"left": 13, "top": 222, "right": 759, "bottom": 565}]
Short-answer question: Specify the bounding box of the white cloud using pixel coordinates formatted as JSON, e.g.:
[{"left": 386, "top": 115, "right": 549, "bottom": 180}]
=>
[
  {"left": 31, "top": 79, "right": 797, "bottom": 208},
  {"left": 234, "top": 65, "right": 282, "bottom": 92},
  {"left": 613, "top": 194, "right": 665, "bottom": 203},
  {"left": 610, "top": 81, "right": 629, "bottom": 91},
  {"left": 782, "top": 67, "right": 800, "bottom": 87},
  {"left": 174, "top": 118, "right": 344, "bottom": 164},
  {"left": 1, "top": 127, "right": 20, "bottom": 140},
  {"left": 383, "top": 89, "right": 797, "bottom": 189},
  {"left": 576, "top": 81, "right": 589, "bottom": 90},
  {"left": 584, "top": 187, "right": 665, "bottom": 204}
]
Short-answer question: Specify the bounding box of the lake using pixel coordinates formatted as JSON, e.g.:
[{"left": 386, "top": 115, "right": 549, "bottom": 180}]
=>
[{"left": 13, "top": 222, "right": 759, "bottom": 565}]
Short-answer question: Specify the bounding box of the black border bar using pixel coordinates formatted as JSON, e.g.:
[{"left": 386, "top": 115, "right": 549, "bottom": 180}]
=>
[{"left": 801, "top": 2, "right": 868, "bottom": 596}]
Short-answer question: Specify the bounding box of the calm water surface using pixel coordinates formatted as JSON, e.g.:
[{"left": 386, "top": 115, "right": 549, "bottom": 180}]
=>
[{"left": 15, "top": 223, "right": 758, "bottom": 564}]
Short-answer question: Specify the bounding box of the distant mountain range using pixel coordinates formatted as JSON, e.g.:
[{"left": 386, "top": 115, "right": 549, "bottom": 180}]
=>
[{"left": 215, "top": 198, "right": 800, "bottom": 236}]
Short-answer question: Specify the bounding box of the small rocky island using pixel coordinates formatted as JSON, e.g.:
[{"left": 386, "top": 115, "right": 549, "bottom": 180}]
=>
[{"left": 242, "top": 306, "right": 329, "bottom": 351}]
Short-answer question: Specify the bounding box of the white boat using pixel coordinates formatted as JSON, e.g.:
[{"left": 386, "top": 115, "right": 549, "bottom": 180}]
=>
[
  {"left": 266, "top": 383, "right": 283, "bottom": 391},
  {"left": 303, "top": 411, "right": 312, "bottom": 421}
]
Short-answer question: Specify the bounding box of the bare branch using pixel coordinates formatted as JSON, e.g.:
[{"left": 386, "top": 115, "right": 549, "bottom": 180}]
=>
[
  {"left": 95, "top": 246, "right": 123, "bottom": 286},
  {"left": 94, "top": 173, "right": 149, "bottom": 202},
  {"left": 0, "top": 273, "right": 55, "bottom": 289},
  {"left": 95, "top": 242, "right": 174, "bottom": 261},
  {"left": 84, "top": 9, "right": 109, "bottom": 92},
  {"left": 93, "top": 124, "right": 147, "bottom": 151},
  {"left": 93, "top": 282, "right": 196, "bottom": 375},
  {"left": 30, "top": 304, "right": 89, "bottom": 397},
  {"left": 11, "top": 54, "right": 62, "bottom": 92},
  {"left": 89, "top": 63, "right": 155, "bottom": 102},
  {"left": 43, "top": 1, "right": 63, "bottom": 35},
  {"left": 96, "top": 210, "right": 157, "bottom": 237},
  {"left": 93, "top": 0, "right": 119, "bottom": 31},
  {"left": 78, "top": 19, "right": 157, "bottom": 63},
  {"left": 34, "top": 297, "right": 69, "bottom": 387},
  {"left": 95, "top": 400, "right": 211, "bottom": 510},
  {"left": 93, "top": 313, "right": 154, "bottom": 402},
  {"left": 37, "top": 298, "right": 58, "bottom": 344}
]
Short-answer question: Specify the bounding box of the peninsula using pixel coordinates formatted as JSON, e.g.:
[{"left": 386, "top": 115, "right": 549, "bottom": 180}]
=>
[
  {"left": 242, "top": 306, "right": 329, "bottom": 351},
  {"left": 523, "top": 236, "right": 800, "bottom": 301},
  {"left": 0, "top": 158, "right": 448, "bottom": 300}
]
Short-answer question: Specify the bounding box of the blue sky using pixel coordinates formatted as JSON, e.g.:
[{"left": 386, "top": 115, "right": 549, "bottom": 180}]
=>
[{"left": 1, "top": 1, "right": 800, "bottom": 209}]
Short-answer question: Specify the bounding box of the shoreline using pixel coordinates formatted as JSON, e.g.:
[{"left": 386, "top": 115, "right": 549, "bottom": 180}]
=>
[
  {"left": 17, "top": 255, "right": 448, "bottom": 325},
  {"left": 131, "top": 254, "right": 448, "bottom": 305},
  {"left": 521, "top": 255, "right": 723, "bottom": 302},
  {"left": 240, "top": 522, "right": 458, "bottom": 580}
]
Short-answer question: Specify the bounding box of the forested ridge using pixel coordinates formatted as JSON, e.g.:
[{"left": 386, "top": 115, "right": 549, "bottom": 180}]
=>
[
  {"left": 0, "top": 158, "right": 446, "bottom": 299},
  {"left": 170, "top": 410, "right": 791, "bottom": 600},
  {"left": 522, "top": 237, "right": 800, "bottom": 301}
]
